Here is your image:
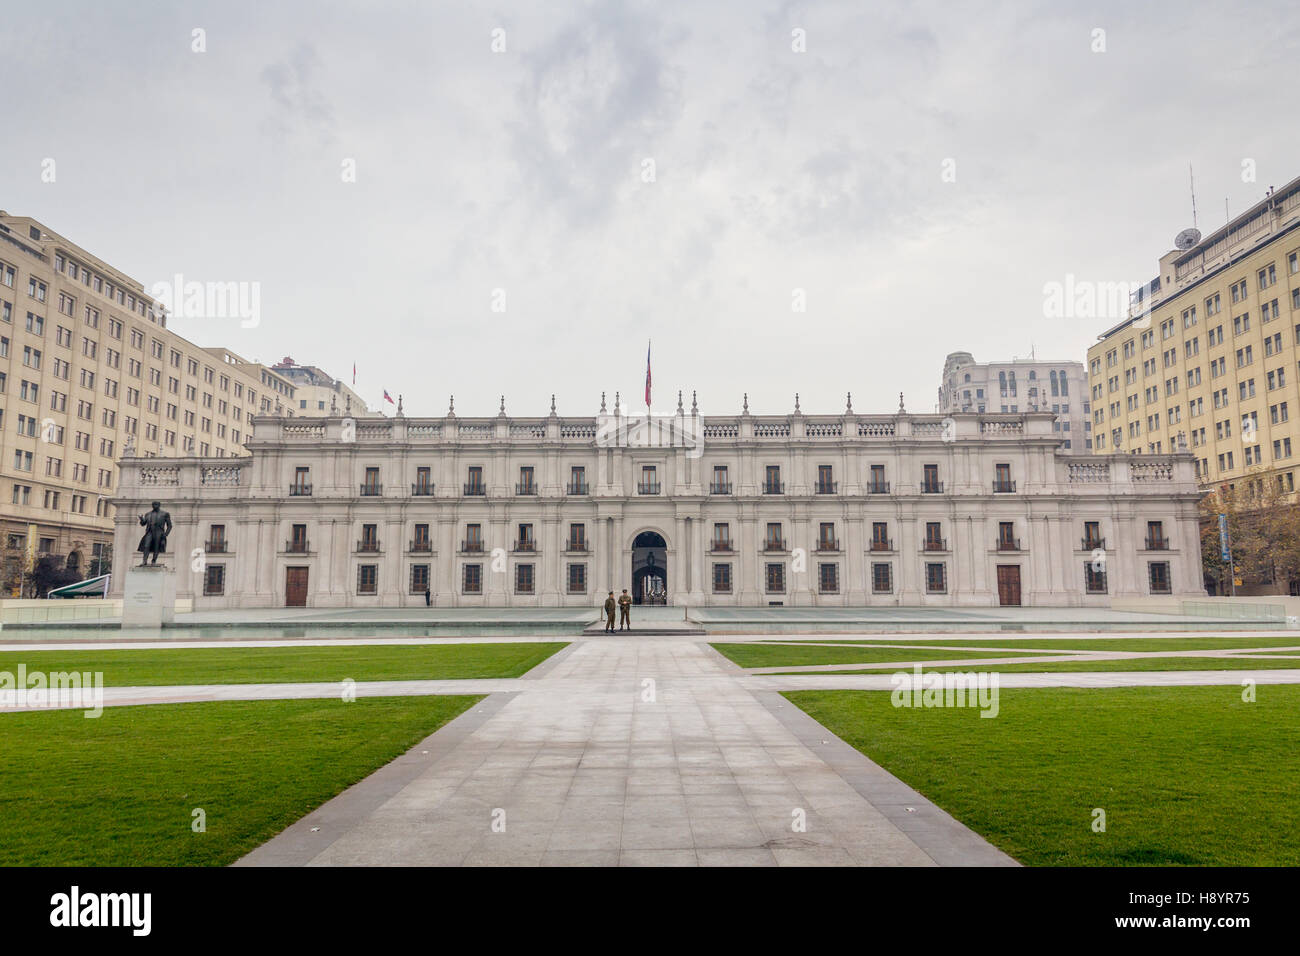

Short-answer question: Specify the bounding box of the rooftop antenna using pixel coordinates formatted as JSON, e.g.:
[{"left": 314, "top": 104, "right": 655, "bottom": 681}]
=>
[{"left": 1173, "top": 163, "right": 1202, "bottom": 251}]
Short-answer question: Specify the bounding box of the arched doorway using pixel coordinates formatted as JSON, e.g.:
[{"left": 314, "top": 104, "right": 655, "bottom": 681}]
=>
[{"left": 631, "top": 531, "right": 667, "bottom": 605}]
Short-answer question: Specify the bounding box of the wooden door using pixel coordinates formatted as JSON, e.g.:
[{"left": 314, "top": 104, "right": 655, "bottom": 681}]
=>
[
  {"left": 285, "top": 566, "right": 309, "bottom": 607},
  {"left": 996, "top": 565, "right": 1021, "bottom": 606}
]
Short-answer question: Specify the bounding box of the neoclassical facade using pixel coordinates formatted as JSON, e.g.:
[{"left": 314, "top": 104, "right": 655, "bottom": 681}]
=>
[{"left": 108, "top": 396, "right": 1206, "bottom": 609}]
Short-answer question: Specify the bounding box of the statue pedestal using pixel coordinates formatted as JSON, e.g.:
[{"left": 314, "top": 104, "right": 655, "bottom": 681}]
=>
[{"left": 122, "top": 564, "right": 176, "bottom": 628}]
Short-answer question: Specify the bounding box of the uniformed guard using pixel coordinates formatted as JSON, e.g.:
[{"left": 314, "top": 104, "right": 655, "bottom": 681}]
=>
[
  {"left": 618, "top": 589, "right": 632, "bottom": 630},
  {"left": 603, "top": 592, "right": 617, "bottom": 632}
]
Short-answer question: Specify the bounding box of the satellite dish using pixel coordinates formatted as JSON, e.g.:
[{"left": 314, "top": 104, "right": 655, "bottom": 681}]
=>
[{"left": 1174, "top": 228, "right": 1202, "bottom": 250}]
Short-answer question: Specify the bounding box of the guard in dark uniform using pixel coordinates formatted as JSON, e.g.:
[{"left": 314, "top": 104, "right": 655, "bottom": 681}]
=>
[
  {"left": 618, "top": 589, "right": 632, "bottom": 630},
  {"left": 603, "top": 592, "right": 617, "bottom": 632}
]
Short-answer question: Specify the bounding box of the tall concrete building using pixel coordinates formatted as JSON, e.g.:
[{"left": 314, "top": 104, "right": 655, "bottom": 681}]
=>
[
  {"left": 0, "top": 212, "right": 304, "bottom": 592},
  {"left": 271, "top": 357, "right": 378, "bottom": 418},
  {"left": 1088, "top": 175, "right": 1300, "bottom": 494},
  {"left": 108, "top": 398, "right": 1204, "bottom": 609},
  {"left": 937, "top": 352, "right": 1090, "bottom": 452}
]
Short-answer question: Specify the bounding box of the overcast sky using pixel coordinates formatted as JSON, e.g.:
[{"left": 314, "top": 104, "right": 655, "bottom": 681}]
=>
[{"left": 3, "top": 0, "right": 1298, "bottom": 418}]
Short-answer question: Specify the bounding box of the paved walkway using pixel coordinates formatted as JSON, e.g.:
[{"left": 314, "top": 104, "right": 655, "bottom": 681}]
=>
[{"left": 234, "top": 638, "right": 1015, "bottom": 866}]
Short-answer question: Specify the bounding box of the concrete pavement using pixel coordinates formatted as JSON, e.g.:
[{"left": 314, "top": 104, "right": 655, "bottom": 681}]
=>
[{"left": 235, "top": 637, "right": 1016, "bottom": 866}]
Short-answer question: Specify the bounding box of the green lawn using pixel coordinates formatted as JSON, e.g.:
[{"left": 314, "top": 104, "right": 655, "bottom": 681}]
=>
[
  {"left": 710, "top": 643, "right": 1064, "bottom": 669},
  {"left": 785, "top": 686, "right": 1300, "bottom": 865},
  {"left": 0, "top": 696, "right": 481, "bottom": 866},
  {"left": 779, "top": 656, "right": 1300, "bottom": 675},
  {"left": 0, "top": 642, "right": 566, "bottom": 686},
  {"left": 757, "top": 637, "right": 1300, "bottom": 651}
]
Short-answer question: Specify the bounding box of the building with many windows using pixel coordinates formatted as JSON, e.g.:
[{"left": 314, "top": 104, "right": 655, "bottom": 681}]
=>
[
  {"left": 937, "top": 352, "right": 1089, "bottom": 452},
  {"left": 0, "top": 212, "right": 306, "bottom": 591},
  {"left": 108, "top": 396, "right": 1205, "bottom": 608},
  {"left": 1087, "top": 175, "right": 1300, "bottom": 494},
  {"left": 271, "top": 356, "right": 378, "bottom": 418}
]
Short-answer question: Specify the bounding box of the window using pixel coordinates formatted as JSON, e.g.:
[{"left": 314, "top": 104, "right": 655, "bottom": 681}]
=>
[
  {"left": 763, "top": 465, "right": 782, "bottom": 494},
  {"left": 816, "top": 464, "right": 835, "bottom": 494},
  {"left": 464, "top": 523, "right": 483, "bottom": 552},
  {"left": 817, "top": 563, "right": 839, "bottom": 593},
  {"left": 765, "top": 563, "right": 786, "bottom": 593},
  {"left": 1148, "top": 562, "right": 1172, "bottom": 594},
  {"left": 410, "top": 564, "right": 430, "bottom": 594},
  {"left": 639, "top": 465, "right": 659, "bottom": 494},
  {"left": 869, "top": 464, "right": 887, "bottom": 493},
  {"left": 712, "top": 563, "right": 732, "bottom": 594},
  {"left": 765, "top": 522, "right": 784, "bottom": 551},
  {"left": 344, "top": 561, "right": 379, "bottom": 597},
  {"left": 922, "top": 463, "right": 940, "bottom": 493},
  {"left": 462, "top": 564, "right": 482, "bottom": 594},
  {"left": 925, "top": 563, "right": 947, "bottom": 594},
  {"left": 203, "top": 565, "right": 225, "bottom": 596},
  {"left": 412, "top": 523, "right": 431, "bottom": 551},
  {"left": 567, "top": 564, "right": 587, "bottom": 594},
  {"left": 818, "top": 522, "right": 837, "bottom": 551},
  {"left": 569, "top": 466, "right": 587, "bottom": 493},
  {"left": 518, "top": 465, "right": 535, "bottom": 495},
  {"left": 871, "top": 563, "right": 893, "bottom": 594},
  {"left": 712, "top": 522, "right": 731, "bottom": 551},
  {"left": 465, "top": 466, "right": 484, "bottom": 495},
  {"left": 568, "top": 523, "right": 586, "bottom": 551},
  {"left": 515, "top": 564, "right": 535, "bottom": 594},
  {"left": 1084, "top": 563, "right": 1107, "bottom": 594}
]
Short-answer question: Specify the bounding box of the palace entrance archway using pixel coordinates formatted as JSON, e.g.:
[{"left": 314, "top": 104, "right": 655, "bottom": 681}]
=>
[{"left": 631, "top": 531, "right": 668, "bottom": 605}]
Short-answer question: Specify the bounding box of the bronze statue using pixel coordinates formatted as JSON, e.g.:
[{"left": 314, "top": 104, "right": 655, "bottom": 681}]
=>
[{"left": 137, "top": 501, "right": 172, "bottom": 566}]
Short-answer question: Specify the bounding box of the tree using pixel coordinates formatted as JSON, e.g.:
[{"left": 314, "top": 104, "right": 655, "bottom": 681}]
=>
[
  {"left": 30, "top": 555, "right": 81, "bottom": 598},
  {"left": 1200, "top": 474, "right": 1300, "bottom": 593}
]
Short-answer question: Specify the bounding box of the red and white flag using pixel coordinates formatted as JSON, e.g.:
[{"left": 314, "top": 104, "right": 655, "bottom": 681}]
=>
[
  {"left": 352, "top": 362, "right": 356, "bottom": 385},
  {"left": 644, "top": 340, "right": 651, "bottom": 409},
  {"left": 383, "top": 389, "right": 395, "bottom": 405}
]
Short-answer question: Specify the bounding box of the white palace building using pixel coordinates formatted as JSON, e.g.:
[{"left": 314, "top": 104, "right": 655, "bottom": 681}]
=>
[{"left": 108, "top": 393, "right": 1205, "bottom": 609}]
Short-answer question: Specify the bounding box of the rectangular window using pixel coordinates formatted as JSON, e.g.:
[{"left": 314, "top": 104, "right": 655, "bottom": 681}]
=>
[
  {"left": 711, "top": 562, "right": 732, "bottom": 593},
  {"left": 567, "top": 563, "right": 587, "bottom": 594},
  {"left": 1148, "top": 561, "right": 1172, "bottom": 595},
  {"left": 410, "top": 564, "right": 430, "bottom": 594},
  {"left": 357, "top": 564, "right": 378, "bottom": 595},
  {"left": 765, "top": 563, "right": 785, "bottom": 593},
  {"left": 515, "top": 563, "right": 535, "bottom": 594},
  {"left": 817, "top": 563, "right": 839, "bottom": 593},
  {"left": 463, "top": 563, "right": 483, "bottom": 594},
  {"left": 1084, "top": 563, "right": 1107, "bottom": 594},
  {"left": 203, "top": 565, "right": 225, "bottom": 596},
  {"left": 871, "top": 563, "right": 893, "bottom": 594},
  {"left": 925, "top": 563, "right": 947, "bottom": 594}
]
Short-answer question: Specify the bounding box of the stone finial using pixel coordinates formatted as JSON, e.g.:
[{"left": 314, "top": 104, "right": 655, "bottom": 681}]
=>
[
  {"left": 677, "top": 390, "right": 684, "bottom": 413},
  {"left": 898, "top": 391, "right": 906, "bottom": 414},
  {"left": 846, "top": 391, "right": 853, "bottom": 413},
  {"left": 396, "top": 394, "right": 404, "bottom": 417},
  {"left": 614, "top": 391, "right": 621, "bottom": 415},
  {"left": 600, "top": 391, "right": 607, "bottom": 413},
  {"left": 499, "top": 395, "right": 506, "bottom": 415},
  {"left": 742, "top": 392, "right": 749, "bottom": 414},
  {"left": 794, "top": 392, "right": 801, "bottom": 413},
  {"left": 330, "top": 393, "right": 338, "bottom": 415},
  {"left": 346, "top": 393, "right": 352, "bottom": 414},
  {"left": 691, "top": 390, "right": 698, "bottom": 415},
  {"left": 550, "top": 394, "right": 557, "bottom": 415},
  {"left": 447, "top": 394, "right": 455, "bottom": 417}
]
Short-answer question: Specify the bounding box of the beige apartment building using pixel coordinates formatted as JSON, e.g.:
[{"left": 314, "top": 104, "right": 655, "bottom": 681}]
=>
[
  {"left": 1088, "top": 176, "right": 1300, "bottom": 495},
  {"left": 0, "top": 212, "right": 300, "bottom": 591}
]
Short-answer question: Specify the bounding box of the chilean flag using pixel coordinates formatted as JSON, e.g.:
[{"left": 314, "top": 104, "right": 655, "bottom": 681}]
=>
[
  {"left": 383, "top": 389, "right": 395, "bottom": 405},
  {"left": 644, "top": 340, "right": 651, "bottom": 408}
]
